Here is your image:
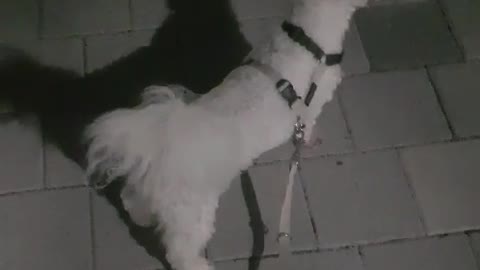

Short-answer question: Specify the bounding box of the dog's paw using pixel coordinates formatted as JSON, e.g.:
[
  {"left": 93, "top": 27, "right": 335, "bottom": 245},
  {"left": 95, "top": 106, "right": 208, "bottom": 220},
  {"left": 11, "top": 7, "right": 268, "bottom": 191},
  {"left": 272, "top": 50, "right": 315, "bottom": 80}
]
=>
[{"left": 87, "top": 168, "right": 116, "bottom": 189}]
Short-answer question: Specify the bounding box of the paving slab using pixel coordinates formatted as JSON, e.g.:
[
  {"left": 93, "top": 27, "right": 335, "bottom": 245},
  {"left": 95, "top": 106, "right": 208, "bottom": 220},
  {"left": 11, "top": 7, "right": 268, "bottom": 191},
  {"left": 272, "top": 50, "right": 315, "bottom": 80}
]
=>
[
  {"left": 208, "top": 176, "right": 251, "bottom": 260},
  {"left": 470, "top": 233, "right": 480, "bottom": 267},
  {"left": 340, "top": 69, "right": 451, "bottom": 150},
  {"left": 131, "top": 0, "right": 170, "bottom": 30},
  {"left": 342, "top": 21, "right": 370, "bottom": 76},
  {"left": 0, "top": 188, "right": 92, "bottom": 270},
  {"left": 44, "top": 143, "right": 86, "bottom": 188},
  {"left": 11, "top": 38, "right": 84, "bottom": 74},
  {"left": 0, "top": 0, "right": 39, "bottom": 41},
  {"left": 231, "top": 0, "right": 292, "bottom": 20},
  {"left": 209, "top": 162, "right": 316, "bottom": 260},
  {"left": 43, "top": 0, "right": 130, "bottom": 37},
  {"left": 0, "top": 115, "right": 43, "bottom": 194},
  {"left": 440, "top": 0, "right": 480, "bottom": 60},
  {"left": 92, "top": 192, "right": 162, "bottom": 270},
  {"left": 429, "top": 62, "right": 480, "bottom": 137},
  {"left": 216, "top": 248, "right": 363, "bottom": 270},
  {"left": 85, "top": 30, "right": 154, "bottom": 72},
  {"left": 355, "top": 0, "right": 462, "bottom": 71},
  {"left": 301, "top": 150, "right": 424, "bottom": 248},
  {"left": 362, "top": 235, "right": 478, "bottom": 270},
  {"left": 401, "top": 140, "right": 480, "bottom": 234}
]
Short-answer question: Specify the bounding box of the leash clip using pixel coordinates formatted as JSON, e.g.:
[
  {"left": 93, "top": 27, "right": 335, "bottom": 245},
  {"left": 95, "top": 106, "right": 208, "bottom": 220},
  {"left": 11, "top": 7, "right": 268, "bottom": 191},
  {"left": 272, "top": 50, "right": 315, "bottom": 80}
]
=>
[{"left": 291, "top": 117, "right": 305, "bottom": 163}]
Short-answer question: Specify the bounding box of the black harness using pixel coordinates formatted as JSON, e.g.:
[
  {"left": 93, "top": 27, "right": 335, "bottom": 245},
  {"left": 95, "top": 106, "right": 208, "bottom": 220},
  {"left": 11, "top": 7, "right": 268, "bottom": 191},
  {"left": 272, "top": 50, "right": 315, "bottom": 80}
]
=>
[{"left": 249, "top": 21, "right": 344, "bottom": 108}]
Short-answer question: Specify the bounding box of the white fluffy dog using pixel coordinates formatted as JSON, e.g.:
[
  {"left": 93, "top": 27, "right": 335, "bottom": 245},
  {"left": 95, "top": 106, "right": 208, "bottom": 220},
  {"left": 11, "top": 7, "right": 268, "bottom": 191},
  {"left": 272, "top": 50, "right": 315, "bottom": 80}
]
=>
[{"left": 86, "top": 0, "right": 368, "bottom": 269}]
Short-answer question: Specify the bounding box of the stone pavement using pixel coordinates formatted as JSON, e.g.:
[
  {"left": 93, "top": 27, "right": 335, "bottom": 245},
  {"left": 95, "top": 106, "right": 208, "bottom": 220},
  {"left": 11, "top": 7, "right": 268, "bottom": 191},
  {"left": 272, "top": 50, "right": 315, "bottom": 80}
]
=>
[{"left": 1, "top": 0, "right": 480, "bottom": 269}]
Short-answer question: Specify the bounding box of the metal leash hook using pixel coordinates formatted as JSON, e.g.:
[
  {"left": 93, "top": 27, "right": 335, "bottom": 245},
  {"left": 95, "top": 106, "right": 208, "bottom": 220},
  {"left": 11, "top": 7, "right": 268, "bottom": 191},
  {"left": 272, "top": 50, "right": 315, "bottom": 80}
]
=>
[{"left": 277, "top": 117, "right": 305, "bottom": 268}]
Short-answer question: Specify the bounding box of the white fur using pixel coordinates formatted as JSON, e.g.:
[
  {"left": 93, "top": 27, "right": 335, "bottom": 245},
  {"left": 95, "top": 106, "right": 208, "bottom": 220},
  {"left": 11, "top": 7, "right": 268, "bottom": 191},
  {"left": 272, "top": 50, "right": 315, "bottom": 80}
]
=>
[{"left": 85, "top": 1, "right": 368, "bottom": 269}]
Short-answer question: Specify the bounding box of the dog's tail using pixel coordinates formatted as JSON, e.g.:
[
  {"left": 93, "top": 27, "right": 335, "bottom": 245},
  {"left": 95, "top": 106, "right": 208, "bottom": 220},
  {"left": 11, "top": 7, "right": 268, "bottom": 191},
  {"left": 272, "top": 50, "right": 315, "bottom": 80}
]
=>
[
  {"left": 0, "top": 46, "right": 81, "bottom": 114},
  {"left": 85, "top": 85, "right": 185, "bottom": 188}
]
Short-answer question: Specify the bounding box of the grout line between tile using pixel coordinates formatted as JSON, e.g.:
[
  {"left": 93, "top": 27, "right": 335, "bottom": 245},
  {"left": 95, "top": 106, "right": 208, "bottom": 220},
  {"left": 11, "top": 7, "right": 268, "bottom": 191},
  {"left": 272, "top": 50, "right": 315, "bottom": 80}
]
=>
[
  {"left": 466, "top": 232, "right": 480, "bottom": 270},
  {"left": 0, "top": 184, "right": 87, "bottom": 198},
  {"left": 213, "top": 229, "right": 480, "bottom": 263},
  {"left": 253, "top": 135, "right": 480, "bottom": 170},
  {"left": 434, "top": 0, "right": 466, "bottom": 62},
  {"left": 425, "top": 66, "right": 457, "bottom": 139},
  {"left": 82, "top": 37, "right": 88, "bottom": 75},
  {"left": 395, "top": 149, "right": 429, "bottom": 235},
  {"left": 297, "top": 168, "right": 321, "bottom": 248},
  {"left": 336, "top": 90, "right": 358, "bottom": 151},
  {"left": 40, "top": 118, "right": 47, "bottom": 188},
  {"left": 356, "top": 246, "right": 368, "bottom": 270},
  {"left": 89, "top": 190, "right": 97, "bottom": 270},
  {"left": 37, "top": 0, "right": 44, "bottom": 39}
]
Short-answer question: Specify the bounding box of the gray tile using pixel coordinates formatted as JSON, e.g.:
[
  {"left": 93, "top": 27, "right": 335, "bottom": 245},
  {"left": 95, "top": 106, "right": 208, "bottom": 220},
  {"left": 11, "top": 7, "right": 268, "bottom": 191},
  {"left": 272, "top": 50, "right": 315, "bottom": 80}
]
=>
[
  {"left": 440, "top": 0, "right": 480, "bottom": 60},
  {"left": 401, "top": 140, "right": 480, "bottom": 234},
  {"left": 340, "top": 70, "right": 451, "bottom": 150},
  {"left": 13, "top": 38, "right": 84, "bottom": 74},
  {"left": 255, "top": 141, "right": 293, "bottom": 164},
  {"left": 342, "top": 21, "right": 370, "bottom": 76},
  {"left": 216, "top": 260, "right": 247, "bottom": 270},
  {"left": 0, "top": 188, "right": 92, "bottom": 270},
  {"left": 355, "top": 0, "right": 462, "bottom": 71},
  {"left": 209, "top": 163, "right": 316, "bottom": 260},
  {"left": 302, "top": 94, "right": 354, "bottom": 158},
  {"left": 0, "top": 0, "right": 39, "bottom": 41},
  {"left": 256, "top": 94, "right": 353, "bottom": 163},
  {"left": 362, "top": 235, "right": 478, "bottom": 270},
  {"left": 208, "top": 176, "right": 251, "bottom": 260},
  {"left": 301, "top": 151, "right": 424, "bottom": 248},
  {"left": 429, "top": 62, "right": 480, "bottom": 137},
  {"left": 471, "top": 233, "right": 480, "bottom": 266},
  {"left": 0, "top": 116, "right": 43, "bottom": 194},
  {"left": 242, "top": 163, "right": 316, "bottom": 255},
  {"left": 45, "top": 144, "right": 86, "bottom": 188},
  {"left": 85, "top": 30, "right": 154, "bottom": 72},
  {"left": 43, "top": 0, "right": 130, "bottom": 37},
  {"left": 369, "top": 0, "right": 429, "bottom": 5},
  {"left": 231, "top": 0, "right": 292, "bottom": 20},
  {"left": 131, "top": 0, "right": 170, "bottom": 30},
  {"left": 216, "top": 248, "right": 363, "bottom": 270},
  {"left": 92, "top": 192, "right": 162, "bottom": 270}
]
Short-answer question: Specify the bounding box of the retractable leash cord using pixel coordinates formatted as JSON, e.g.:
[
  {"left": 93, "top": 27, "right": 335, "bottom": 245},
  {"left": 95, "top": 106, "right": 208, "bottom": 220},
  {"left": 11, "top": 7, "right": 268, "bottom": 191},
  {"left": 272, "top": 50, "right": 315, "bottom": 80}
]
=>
[{"left": 247, "top": 21, "right": 344, "bottom": 269}]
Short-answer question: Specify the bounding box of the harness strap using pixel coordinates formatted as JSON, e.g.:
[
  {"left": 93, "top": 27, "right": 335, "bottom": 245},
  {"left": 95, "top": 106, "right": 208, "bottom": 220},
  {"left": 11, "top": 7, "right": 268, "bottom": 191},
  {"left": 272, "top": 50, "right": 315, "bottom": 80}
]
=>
[
  {"left": 249, "top": 60, "right": 300, "bottom": 108},
  {"left": 282, "top": 21, "right": 343, "bottom": 66},
  {"left": 304, "top": 82, "right": 317, "bottom": 107}
]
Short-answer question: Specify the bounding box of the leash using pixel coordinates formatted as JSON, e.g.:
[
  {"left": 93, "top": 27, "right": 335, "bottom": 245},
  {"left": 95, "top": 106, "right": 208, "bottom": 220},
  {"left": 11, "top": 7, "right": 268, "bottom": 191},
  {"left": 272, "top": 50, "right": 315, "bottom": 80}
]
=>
[
  {"left": 277, "top": 118, "right": 305, "bottom": 268},
  {"left": 246, "top": 21, "right": 344, "bottom": 269},
  {"left": 240, "top": 171, "right": 267, "bottom": 270}
]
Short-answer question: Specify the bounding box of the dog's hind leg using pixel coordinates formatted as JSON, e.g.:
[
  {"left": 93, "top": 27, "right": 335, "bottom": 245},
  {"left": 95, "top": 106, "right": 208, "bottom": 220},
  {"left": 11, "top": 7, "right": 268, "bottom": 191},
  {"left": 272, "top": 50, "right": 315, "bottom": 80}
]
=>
[
  {"left": 160, "top": 197, "right": 218, "bottom": 270},
  {"left": 121, "top": 184, "right": 156, "bottom": 227}
]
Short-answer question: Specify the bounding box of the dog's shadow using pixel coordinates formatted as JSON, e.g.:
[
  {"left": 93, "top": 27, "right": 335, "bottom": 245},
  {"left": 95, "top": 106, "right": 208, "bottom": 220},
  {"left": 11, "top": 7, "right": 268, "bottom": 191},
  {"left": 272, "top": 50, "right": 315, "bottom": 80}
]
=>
[
  {"left": 1, "top": 0, "right": 270, "bottom": 269},
  {"left": 100, "top": 180, "right": 173, "bottom": 270}
]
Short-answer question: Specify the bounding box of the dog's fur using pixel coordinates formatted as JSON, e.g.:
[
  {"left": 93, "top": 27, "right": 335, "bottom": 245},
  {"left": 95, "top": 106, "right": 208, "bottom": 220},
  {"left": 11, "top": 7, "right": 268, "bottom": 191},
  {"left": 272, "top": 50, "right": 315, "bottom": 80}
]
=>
[
  {"left": 86, "top": 1, "right": 369, "bottom": 270},
  {"left": 0, "top": 0, "right": 250, "bottom": 266}
]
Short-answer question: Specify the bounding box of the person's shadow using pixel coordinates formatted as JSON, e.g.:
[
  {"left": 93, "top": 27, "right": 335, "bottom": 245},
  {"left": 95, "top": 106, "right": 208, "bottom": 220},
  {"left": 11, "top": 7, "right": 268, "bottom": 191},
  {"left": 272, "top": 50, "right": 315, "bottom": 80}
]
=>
[{"left": 0, "top": 0, "right": 268, "bottom": 269}]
